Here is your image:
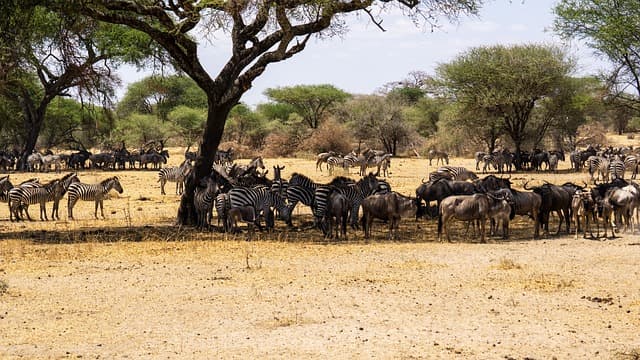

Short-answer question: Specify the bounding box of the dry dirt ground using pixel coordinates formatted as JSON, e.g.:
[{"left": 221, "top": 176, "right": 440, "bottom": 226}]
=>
[{"left": 1, "top": 147, "right": 639, "bottom": 359}]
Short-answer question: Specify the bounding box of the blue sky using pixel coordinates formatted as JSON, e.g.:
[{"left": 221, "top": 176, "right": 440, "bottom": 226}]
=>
[{"left": 118, "top": 0, "right": 609, "bottom": 106}]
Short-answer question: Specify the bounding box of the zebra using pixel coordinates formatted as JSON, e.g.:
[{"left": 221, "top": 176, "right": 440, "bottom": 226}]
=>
[
  {"left": 228, "top": 185, "right": 290, "bottom": 230},
  {"left": 194, "top": 176, "right": 219, "bottom": 229},
  {"left": 624, "top": 155, "right": 639, "bottom": 179},
  {"left": 373, "top": 179, "right": 392, "bottom": 195},
  {"left": 235, "top": 156, "right": 265, "bottom": 177},
  {"left": 360, "top": 153, "right": 392, "bottom": 177},
  {"left": 341, "top": 151, "right": 363, "bottom": 174},
  {"left": 316, "top": 151, "right": 337, "bottom": 172},
  {"left": 215, "top": 192, "right": 231, "bottom": 230},
  {"left": 270, "top": 165, "right": 288, "bottom": 198},
  {"left": 428, "top": 150, "right": 449, "bottom": 166},
  {"left": 608, "top": 158, "right": 626, "bottom": 180},
  {"left": 41, "top": 154, "right": 62, "bottom": 173},
  {"left": 326, "top": 155, "right": 345, "bottom": 175},
  {"left": 314, "top": 173, "right": 378, "bottom": 228},
  {"left": 7, "top": 178, "right": 42, "bottom": 221},
  {"left": 26, "top": 152, "right": 43, "bottom": 172},
  {"left": 474, "top": 152, "right": 486, "bottom": 171},
  {"left": 67, "top": 176, "right": 124, "bottom": 219},
  {"left": 51, "top": 172, "right": 80, "bottom": 220},
  {"left": 9, "top": 178, "right": 61, "bottom": 221},
  {"left": 158, "top": 160, "right": 192, "bottom": 195},
  {"left": 586, "top": 156, "right": 609, "bottom": 183},
  {"left": 435, "top": 166, "right": 479, "bottom": 181}
]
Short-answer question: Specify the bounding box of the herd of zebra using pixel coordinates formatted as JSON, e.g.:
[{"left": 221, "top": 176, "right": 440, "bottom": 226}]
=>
[
  {"left": 315, "top": 150, "right": 392, "bottom": 177},
  {"left": 0, "top": 173, "right": 124, "bottom": 221}
]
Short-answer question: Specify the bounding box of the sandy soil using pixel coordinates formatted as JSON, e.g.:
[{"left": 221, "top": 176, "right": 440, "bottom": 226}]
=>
[{"left": 0, "top": 148, "right": 639, "bottom": 359}]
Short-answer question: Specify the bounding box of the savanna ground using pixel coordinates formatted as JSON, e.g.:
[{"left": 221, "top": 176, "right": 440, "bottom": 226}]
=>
[{"left": 1, "top": 138, "right": 640, "bottom": 359}]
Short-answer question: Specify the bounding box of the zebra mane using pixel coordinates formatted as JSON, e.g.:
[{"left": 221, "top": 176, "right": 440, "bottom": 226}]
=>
[
  {"left": 43, "top": 178, "right": 60, "bottom": 188},
  {"left": 100, "top": 176, "right": 118, "bottom": 185},
  {"left": 290, "top": 172, "right": 313, "bottom": 183},
  {"left": 60, "top": 172, "right": 78, "bottom": 182}
]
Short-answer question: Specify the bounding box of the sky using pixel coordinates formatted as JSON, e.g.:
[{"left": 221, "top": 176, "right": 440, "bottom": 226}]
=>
[{"left": 117, "top": 0, "right": 609, "bottom": 107}]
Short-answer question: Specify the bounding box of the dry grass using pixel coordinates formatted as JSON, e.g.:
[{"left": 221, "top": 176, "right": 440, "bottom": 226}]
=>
[{"left": 1, "top": 143, "right": 640, "bottom": 358}]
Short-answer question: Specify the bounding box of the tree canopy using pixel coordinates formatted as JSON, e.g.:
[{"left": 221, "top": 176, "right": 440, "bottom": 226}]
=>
[
  {"left": 433, "top": 44, "right": 574, "bottom": 167},
  {"left": 553, "top": 0, "right": 640, "bottom": 111}
]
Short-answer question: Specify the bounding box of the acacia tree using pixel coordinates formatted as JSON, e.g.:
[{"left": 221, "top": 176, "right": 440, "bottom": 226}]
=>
[
  {"left": 434, "top": 44, "right": 573, "bottom": 169},
  {"left": 553, "top": 0, "right": 640, "bottom": 111},
  {"left": 59, "top": 0, "right": 482, "bottom": 225},
  {"left": 0, "top": 2, "right": 149, "bottom": 168},
  {"left": 264, "top": 84, "right": 351, "bottom": 129}
]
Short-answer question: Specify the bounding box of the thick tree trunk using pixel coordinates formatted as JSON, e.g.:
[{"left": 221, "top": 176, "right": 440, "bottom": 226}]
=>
[
  {"left": 176, "top": 99, "right": 234, "bottom": 225},
  {"left": 18, "top": 100, "right": 45, "bottom": 170}
]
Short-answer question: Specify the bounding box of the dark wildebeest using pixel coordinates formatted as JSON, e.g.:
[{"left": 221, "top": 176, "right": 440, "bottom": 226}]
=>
[
  {"left": 590, "top": 178, "right": 629, "bottom": 238},
  {"left": 361, "top": 192, "right": 417, "bottom": 240},
  {"left": 415, "top": 178, "right": 479, "bottom": 219},
  {"left": 524, "top": 182, "right": 572, "bottom": 236},
  {"left": 321, "top": 190, "right": 349, "bottom": 239},
  {"left": 474, "top": 175, "right": 511, "bottom": 192},
  {"left": 493, "top": 187, "right": 541, "bottom": 238},
  {"left": 437, "top": 192, "right": 509, "bottom": 243}
]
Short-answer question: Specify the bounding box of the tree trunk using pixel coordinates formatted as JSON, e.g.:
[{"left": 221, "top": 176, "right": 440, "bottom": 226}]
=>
[
  {"left": 176, "top": 98, "right": 234, "bottom": 225},
  {"left": 18, "top": 99, "right": 45, "bottom": 170}
]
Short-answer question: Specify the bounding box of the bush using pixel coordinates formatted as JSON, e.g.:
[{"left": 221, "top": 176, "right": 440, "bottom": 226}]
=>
[
  {"left": 262, "top": 132, "right": 298, "bottom": 158},
  {"left": 299, "top": 120, "right": 354, "bottom": 155}
]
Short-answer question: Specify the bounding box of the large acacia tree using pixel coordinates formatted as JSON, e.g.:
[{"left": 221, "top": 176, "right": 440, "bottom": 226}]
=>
[
  {"left": 59, "top": 0, "right": 483, "bottom": 225},
  {"left": 553, "top": 0, "right": 640, "bottom": 111},
  {"left": 434, "top": 44, "right": 573, "bottom": 169}
]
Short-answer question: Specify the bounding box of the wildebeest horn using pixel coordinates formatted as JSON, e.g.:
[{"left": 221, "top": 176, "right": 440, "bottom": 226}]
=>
[
  {"left": 582, "top": 181, "right": 588, "bottom": 188},
  {"left": 422, "top": 178, "right": 428, "bottom": 184},
  {"left": 523, "top": 181, "right": 533, "bottom": 190}
]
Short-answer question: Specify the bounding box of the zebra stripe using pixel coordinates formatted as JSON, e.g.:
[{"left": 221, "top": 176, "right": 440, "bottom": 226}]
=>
[
  {"left": 215, "top": 193, "right": 230, "bottom": 230},
  {"left": 313, "top": 173, "right": 378, "bottom": 228},
  {"left": 9, "top": 179, "right": 60, "bottom": 221},
  {"left": 624, "top": 155, "right": 639, "bottom": 179},
  {"left": 158, "top": 160, "right": 192, "bottom": 195},
  {"left": 435, "top": 166, "right": 479, "bottom": 181},
  {"left": 608, "top": 159, "right": 626, "bottom": 180},
  {"left": 51, "top": 173, "right": 80, "bottom": 220},
  {"left": 194, "top": 177, "right": 218, "bottom": 229},
  {"left": 7, "top": 179, "right": 42, "bottom": 221},
  {"left": 228, "top": 186, "right": 289, "bottom": 229},
  {"left": 67, "top": 177, "right": 124, "bottom": 219},
  {"left": 586, "top": 156, "right": 609, "bottom": 182}
]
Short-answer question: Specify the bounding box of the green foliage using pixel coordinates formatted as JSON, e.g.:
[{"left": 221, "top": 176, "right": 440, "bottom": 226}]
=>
[
  {"left": 112, "top": 114, "right": 175, "bottom": 146},
  {"left": 167, "top": 105, "right": 206, "bottom": 146},
  {"left": 256, "top": 102, "right": 296, "bottom": 124},
  {"left": 117, "top": 75, "right": 207, "bottom": 121},
  {"left": 434, "top": 44, "right": 574, "bottom": 157},
  {"left": 264, "top": 84, "right": 351, "bottom": 128},
  {"left": 224, "top": 103, "right": 268, "bottom": 148},
  {"left": 554, "top": 0, "right": 640, "bottom": 108}
]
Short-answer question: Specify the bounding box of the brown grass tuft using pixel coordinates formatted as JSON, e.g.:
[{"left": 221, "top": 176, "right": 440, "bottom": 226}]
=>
[
  {"left": 523, "top": 273, "right": 576, "bottom": 292},
  {"left": 495, "top": 257, "right": 522, "bottom": 270}
]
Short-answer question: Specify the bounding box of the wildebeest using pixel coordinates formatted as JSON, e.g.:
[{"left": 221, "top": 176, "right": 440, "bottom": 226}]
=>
[
  {"left": 524, "top": 182, "right": 572, "bottom": 236},
  {"left": 361, "top": 192, "right": 417, "bottom": 239},
  {"left": 226, "top": 206, "right": 258, "bottom": 236},
  {"left": 415, "top": 178, "right": 479, "bottom": 217},
  {"left": 474, "top": 175, "right": 511, "bottom": 192},
  {"left": 571, "top": 190, "right": 598, "bottom": 239},
  {"left": 321, "top": 190, "right": 349, "bottom": 239},
  {"left": 428, "top": 150, "right": 449, "bottom": 166},
  {"left": 437, "top": 192, "right": 509, "bottom": 243},
  {"left": 493, "top": 187, "right": 541, "bottom": 238}
]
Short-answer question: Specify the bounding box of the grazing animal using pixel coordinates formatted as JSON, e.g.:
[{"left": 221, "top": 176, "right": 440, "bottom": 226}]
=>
[
  {"left": 493, "top": 188, "right": 541, "bottom": 238},
  {"left": 435, "top": 166, "right": 479, "bottom": 181},
  {"left": 437, "top": 193, "right": 508, "bottom": 243},
  {"left": 415, "top": 178, "right": 479, "bottom": 216},
  {"left": 361, "top": 192, "right": 417, "bottom": 240},
  {"left": 67, "top": 177, "right": 124, "bottom": 219},
  {"left": 428, "top": 150, "right": 449, "bottom": 166},
  {"left": 321, "top": 189, "right": 349, "bottom": 239},
  {"left": 9, "top": 179, "right": 61, "bottom": 221},
  {"left": 571, "top": 190, "right": 598, "bottom": 239},
  {"left": 316, "top": 151, "right": 337, "bottom": 172},
  {"left": 226, "top": 206, "right": 258, "bottom": 235},
  {"left": 524, "top": 182, "right": 572, "bottom": 236},
  {"left": 158, "top": 160, "right": 192, "bottom": 195},
  {"left": 194, "top": 176, "right": 219, "bottom": 229}
]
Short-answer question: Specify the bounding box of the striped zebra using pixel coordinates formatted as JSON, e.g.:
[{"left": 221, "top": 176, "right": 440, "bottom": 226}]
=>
[
  {"left": 428, "top": 150, "right": 449, "bottom": 166},
  {"left": 360, "top": 153, "right": 392, "bottom": 177},
  {"left": 270, "top": 165, "right": 288, "bottom": 198},
  {"left": 7, "top": 178, "right": 42, "bottom": 221},
  {"left": 435, "top": 166, "right": 479, "bottom": 181},
  {"left": 67, "top": 176, "right": 124, "bottom": 219},
  {"left": 326, "top": 155, "right": 345, "bottom": 176},
  {"left": 624, "top": 155, "right": 639, "bottom": 179},
  {"left": 158, "top": 160, "right": 192, "bottom": 195},
  {"left": 586, "top": 156, "right": 610, "bottom": 183},
  {"left": 341, "top": 151, "right": 362, "bottom": 174},
  {"left": 228, "top": 185, "right": 290, "bottom": 230},
  {"left": 608, "top": 158, "right": 626, "bottom": 180},
  {"left": 313, "top": 173, "right": 378, "bottom": 228},
  {"left": 284, "top": 173, "right": 320, "bottom": 225},
  {"left": 215, "top": 192, "right": 230, "bottom": 230},
  {"left": 0, "top": 175, "right": 13, "bottom": 203},
  {"left": 9, "top": 178, "right": 61, "bottom": 221},
  {"left": 194, "top": 176, "right": 219, "bottom": 229},
  {"left": 51, "top": 172, "right": 80, "bottom": 220}
]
